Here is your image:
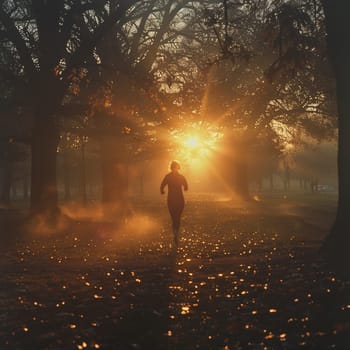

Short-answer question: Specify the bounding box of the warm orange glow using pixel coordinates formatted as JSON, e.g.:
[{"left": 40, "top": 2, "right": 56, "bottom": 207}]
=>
[
  {"left": 181, "top": 134, "right": 211, "bottom": 157},
  {"left": 185, "top": 136, "right": 200, "bottom": 148},
  {"left": 170, "top": 122, "right": 223, "bottom": 173},
  {"left": 177, "top": 131, "right": 218, "bottom": 160}
]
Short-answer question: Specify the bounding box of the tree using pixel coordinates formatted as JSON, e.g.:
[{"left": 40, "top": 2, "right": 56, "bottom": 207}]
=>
[
  {"left": 197, "top": 0, "right": 335, "bottom": 199},
  {"left": 320, "top": 0, "right": 350, "bottom": 270},
  {"left": 0, "top": 47, "right": 30, "bottom": 205},
  {"left": 73, "top": 0, "right": 207, "bottom": 218},
  {"left": 0, "top": 0, "right": 141, "bottom": 218},
  {"left": 260, "top": 0, "right": 348, "bottom": 270}
]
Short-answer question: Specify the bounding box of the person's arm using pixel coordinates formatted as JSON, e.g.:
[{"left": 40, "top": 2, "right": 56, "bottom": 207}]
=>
[
  {"left": 160, "top": 175, "right": 168, "bottom": 194},
  {"left": 183, "top": 176, "right": 188, "bottom": 191}
]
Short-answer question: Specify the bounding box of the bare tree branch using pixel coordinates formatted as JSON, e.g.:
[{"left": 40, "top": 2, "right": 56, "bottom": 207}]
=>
[{"left": 0, "top": 5, "right": 36, "bottom": 76}]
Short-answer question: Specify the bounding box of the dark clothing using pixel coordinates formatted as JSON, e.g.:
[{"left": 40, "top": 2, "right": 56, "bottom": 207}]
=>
[{"left": 160, "top": 172, "right": 188, "bottom": 233}]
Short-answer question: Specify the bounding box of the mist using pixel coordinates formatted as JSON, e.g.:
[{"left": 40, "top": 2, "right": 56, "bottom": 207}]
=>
[{"left": 1, "top": 1, "right": 349, "bottom": 349}]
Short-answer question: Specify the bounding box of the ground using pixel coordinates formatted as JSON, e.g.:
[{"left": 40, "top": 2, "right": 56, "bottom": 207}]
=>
[{"left": 0, "top": 193, "right": 349, "bottom": 350}]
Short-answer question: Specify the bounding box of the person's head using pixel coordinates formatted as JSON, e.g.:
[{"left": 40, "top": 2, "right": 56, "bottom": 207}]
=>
[{"left": 170, "top": 160, "right": 181, "bottom": 172}]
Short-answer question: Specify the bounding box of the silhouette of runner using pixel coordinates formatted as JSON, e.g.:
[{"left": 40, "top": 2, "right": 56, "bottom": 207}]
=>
[{"left": 160, "top": 160, "right": 188, "bottom": 246}]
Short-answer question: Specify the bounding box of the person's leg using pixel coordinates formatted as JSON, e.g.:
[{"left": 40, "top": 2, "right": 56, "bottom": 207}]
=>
[
  {"left": 172, "top": 206, "right": 184, "bottom": 246},
  {"left": 172, "top": 212, "right": 179, "bottom": 246},
  {"left": 168, "top": 198, "right": 184, "bottom": 245},
  {"left": 173, "top": 210, "right": 181, "bottom": 233},
  {"left": 168, "top": 208, "right": 178, "bottom": 245}
]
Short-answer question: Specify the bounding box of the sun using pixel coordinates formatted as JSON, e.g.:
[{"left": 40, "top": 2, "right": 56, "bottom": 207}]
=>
[
  {"left": 185, "top": 136, "right": 200, "bottom": 149},
  {"left": 170, "top": 122, "right": 223, "bottom": 172},
  {"left": 163, "top": 122, "right": 224, "bottom": 183},
  {"left": 180, "top": 133, "right": 213, "bottom": 159}
]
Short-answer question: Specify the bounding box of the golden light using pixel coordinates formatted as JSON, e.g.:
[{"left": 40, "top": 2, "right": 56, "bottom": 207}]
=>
[
  {"left": 185, "top": 136, "right": 200, "bottom": 149},
  {"left": 170, "top": 122, "right": 223, "bottom": 174},
  {"left": 178, "top": 131, "right": 217, "bottom": 160}
]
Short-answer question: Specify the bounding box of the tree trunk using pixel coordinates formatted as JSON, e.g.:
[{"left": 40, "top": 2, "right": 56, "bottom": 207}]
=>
[
  {"left": 1, "top": 161, "right": 12, "bottom": 205},
  {"left": 234, "top": 156, "right": 250, "bottom": 200},
  {"left": 321, "top": 0, "right": 350, "bottom": 271},
  {"left": 101, "top": 159, "right": 129, "bottom": 220},
  {"left": 80, "top": 139, "right": 87, "bottom": 205},
  {"left": 29, "top": 68, "right": 64, "bottom": 220},
  {"left": 100, "top": 137, "right": 130, "bottom": 221},
  {"left": 63, "top": 150, "right": 71, "bottom": 201},
  {"left": 30, "top": 116, "right": 60, "bottom": 217},
  {"left": 23, "top": 170, "right": 29, "bottom": 201}
]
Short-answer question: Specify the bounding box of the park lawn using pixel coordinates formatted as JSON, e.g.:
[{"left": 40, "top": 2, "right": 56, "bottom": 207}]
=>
[{"left": 0, "top": 193, "right": 349, "bottom": 349}]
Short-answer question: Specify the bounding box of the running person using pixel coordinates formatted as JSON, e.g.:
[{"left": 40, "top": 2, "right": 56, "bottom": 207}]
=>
[{"left": 160, "top": 160, "right": 188, "bottom": 246}]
